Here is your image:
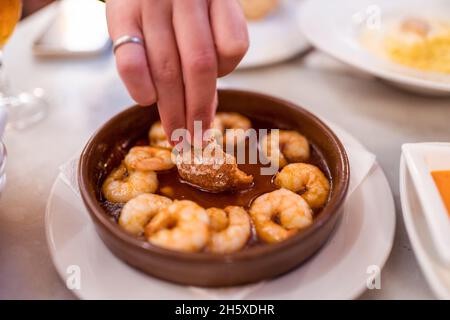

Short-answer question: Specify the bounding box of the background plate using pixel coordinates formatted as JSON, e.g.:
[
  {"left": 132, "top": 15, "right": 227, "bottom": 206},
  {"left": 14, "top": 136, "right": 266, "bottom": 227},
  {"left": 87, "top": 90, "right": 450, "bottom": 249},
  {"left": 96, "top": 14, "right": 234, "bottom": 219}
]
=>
[
  {"left": 238, "top": 0, "right": 310, "bottom": 69},
  {"left": 298, "top": 0, "right": 450, "bottom": 95},
  {"left": 400, "top": 157, "right": 450, "bottom": 299}
]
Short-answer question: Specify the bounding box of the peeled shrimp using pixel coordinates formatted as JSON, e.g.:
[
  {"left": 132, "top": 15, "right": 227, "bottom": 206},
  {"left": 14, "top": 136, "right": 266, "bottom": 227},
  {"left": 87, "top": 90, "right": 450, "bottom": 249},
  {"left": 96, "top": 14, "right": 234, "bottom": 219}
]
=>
[
  {"left": 215, "top": 112, "right": 252, "bottom": 131},
  {"left": 119, "top": 194, "right": 172, "bottom": 236},
  {"left": 102, "top": 163, "right": 158, "bottom": 203},
  {"left": 149, "top": 121, "right": 172, "bottom": 150},
  {"left": 249, "top": 188, "right": 313, "bottom": 244},
  {"left": 124, "top": 146, "right": 175, "bottom": 171},
  {"left": 145, "top": 200, "right": 210, "bottom": 252},
  {"left": 214, "top": 112, "right": 252, "bottom": 146},
  {"left": 206, "top": 206, "right": 251, "bottom": 254},
  {"left": 207, "top": 207, "right": 229, "bottom": 231},
  {"left": 274, "top": 163, "right": 330, "bottom": 210},
  {"left": 261, "top": 130, "right": 310, "bottom": 168},
  {"left": 149, "top": 120, "right": 223, "bottom": 149}
]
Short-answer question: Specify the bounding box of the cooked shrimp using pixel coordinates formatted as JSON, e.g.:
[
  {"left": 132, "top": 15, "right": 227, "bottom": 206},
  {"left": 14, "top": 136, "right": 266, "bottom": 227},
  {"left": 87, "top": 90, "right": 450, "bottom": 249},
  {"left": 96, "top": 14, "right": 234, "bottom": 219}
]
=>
[
  {"left": 145, "top": 200, "right": 210, "bottom": 252},
  {"left": 124, "top": 146, "right": 175, "bottom": 171},
  {"left": 274, "top": 163, "right": 330, "bottom": 210},
  {"left": 239, "top": 0, "right": 279, "bottom": 21},
  {"left": 261, "top": 130, "right": 310, "bottom": 168},
  {"left": 149, "top": 120, "right": 223, "bottom": 149},
  {"left": 249, "top": 189, "right": 313, "bottom": 244},
  {"left": 206, "top": 206, "right": 251, "bottom": 254},
  {"left": 102, "top": 163, "right": 158, "bottom": 203},
  {"left": 207, "top": 207, "right": 229, "bottom": 231},
  {"left": 215, "top": 112, "right": 252, "bottom": 131},
  {"left": 149, "top": 121, "right": 172, "bottom": 149},
  {"left": 119, "top": 194, "right": 172, "bottom": 236},
  {"left": 214, "top": 112, "right": 252, "bottom": 146}
]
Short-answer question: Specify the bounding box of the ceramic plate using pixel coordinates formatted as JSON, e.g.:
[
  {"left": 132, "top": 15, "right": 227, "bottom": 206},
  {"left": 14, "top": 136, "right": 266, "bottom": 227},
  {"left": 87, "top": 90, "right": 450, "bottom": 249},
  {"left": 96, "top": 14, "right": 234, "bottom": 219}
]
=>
[
  {"left": 400, "top": 156, "right": 450, "bottom": 299},
  {"left": 45, "top": 125, "right": 395, "bottom": 299},
  {"left": 298, "top": 0, "right": 450, "bottom": 95}
]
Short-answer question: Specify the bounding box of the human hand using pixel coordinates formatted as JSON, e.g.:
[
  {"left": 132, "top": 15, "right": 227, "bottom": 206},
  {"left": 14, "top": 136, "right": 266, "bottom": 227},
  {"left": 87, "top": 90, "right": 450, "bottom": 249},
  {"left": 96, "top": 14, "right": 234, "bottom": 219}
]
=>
[{"left": 106, "top": 0, "right": 249, "bottom": 142}]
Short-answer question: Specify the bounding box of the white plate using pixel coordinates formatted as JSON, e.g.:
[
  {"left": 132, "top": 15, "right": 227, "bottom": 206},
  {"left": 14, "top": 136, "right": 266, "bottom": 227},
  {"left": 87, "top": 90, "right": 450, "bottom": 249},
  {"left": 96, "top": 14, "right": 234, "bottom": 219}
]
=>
[
  {"left": 238, "top": 0, "right": 310, "bottom": 69},
  {"left": 402, "top": 143, "right": 450, "bottom": 264},
  {"left": 298, "top": 0, "right": 450, "bottom": 96},
  {"left": 45, "top": 126, "right": 395, "bottom": 299},
  {"left": 400, "top": 156, "right": 450, "bottom": 299}
]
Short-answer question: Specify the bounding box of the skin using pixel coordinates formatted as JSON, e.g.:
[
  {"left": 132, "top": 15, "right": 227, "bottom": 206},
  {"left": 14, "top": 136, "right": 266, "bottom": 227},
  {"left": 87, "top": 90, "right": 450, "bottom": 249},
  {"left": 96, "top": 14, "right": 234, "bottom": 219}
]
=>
[{"left": 106, "top": 0, "right": 249, "bottom": 143}]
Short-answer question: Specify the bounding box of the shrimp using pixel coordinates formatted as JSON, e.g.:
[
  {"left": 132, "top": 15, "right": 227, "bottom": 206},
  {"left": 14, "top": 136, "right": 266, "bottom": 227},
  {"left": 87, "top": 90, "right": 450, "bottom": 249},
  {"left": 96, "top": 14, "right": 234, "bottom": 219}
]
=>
[
  {"left": 124, "top": 146, "right": 175, "bottom": 171},
  {"left": 261, "top": 130, "right": 310, "bottom": 168},
  {"left": 215, "top": 112, "right": 252, "bottom": 131},
  {"left": 206, "top": 206, "right": 251, "bottom": 254},
  {"left": 102, "top": 163, "right": 158, "bottom": 203},
  {"left": 119, "top": 194, "right": 172, "bottom": 236},
  {"left": 214, "top": 112, "right": 252, "bottom": 146},
  {"left": 149, "top": 119, "right": 223, "bottom": 149},
  {"left": 249, "top": 188, "right": 313, "bottom": 244},
  {"left": 274, "top": 163, "right": 330, "bottom": 210},
  {"left": 207, "top": 207, "right": 229, "bottom": 231},
  {"left": 145, "top": 200, "right": 210, "bottom": 252},
  {"left": 148, "top": 121, "right": 172, "bottom": 150}
]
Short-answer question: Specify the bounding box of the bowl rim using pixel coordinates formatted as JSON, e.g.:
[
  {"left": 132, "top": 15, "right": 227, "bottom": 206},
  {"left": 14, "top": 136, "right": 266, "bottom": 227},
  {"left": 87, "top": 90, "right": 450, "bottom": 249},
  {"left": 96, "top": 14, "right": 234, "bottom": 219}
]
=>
[
  {"left": 0, "top": 142, "right": 7, "bottom": 177},
  {"left": 78, "top": 89, "right": 350, "bottom": 263}
]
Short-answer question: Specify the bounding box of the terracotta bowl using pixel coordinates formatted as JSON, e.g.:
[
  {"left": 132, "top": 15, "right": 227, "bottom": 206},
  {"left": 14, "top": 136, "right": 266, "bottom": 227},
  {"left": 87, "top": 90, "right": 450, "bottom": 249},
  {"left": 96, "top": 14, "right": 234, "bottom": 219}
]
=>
[{"left": 78, "top": 89, "right": 350, "bottom": 287}]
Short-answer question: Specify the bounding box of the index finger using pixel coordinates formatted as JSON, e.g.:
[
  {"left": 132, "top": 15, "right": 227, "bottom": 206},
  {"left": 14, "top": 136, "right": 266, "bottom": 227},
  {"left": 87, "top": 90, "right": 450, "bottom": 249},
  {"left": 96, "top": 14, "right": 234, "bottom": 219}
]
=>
[{"left": 172, "top": 0, "right": 218, "bottom": 138}]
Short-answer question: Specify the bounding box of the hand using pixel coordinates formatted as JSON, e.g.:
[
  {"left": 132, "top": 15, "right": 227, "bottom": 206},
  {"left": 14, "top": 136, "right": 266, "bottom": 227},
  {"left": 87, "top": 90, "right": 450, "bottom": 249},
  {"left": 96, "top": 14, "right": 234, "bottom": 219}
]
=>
[{"left": 106, "top": 0, "right": 249, "bottom": 142}]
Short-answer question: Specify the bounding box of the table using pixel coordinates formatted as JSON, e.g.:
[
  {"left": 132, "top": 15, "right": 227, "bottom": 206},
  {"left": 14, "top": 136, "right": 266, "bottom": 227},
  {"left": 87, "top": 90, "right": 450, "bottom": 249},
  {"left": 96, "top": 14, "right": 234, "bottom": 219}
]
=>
[{"left": 1, "top": 4, "right": 448, "bottom": 300}]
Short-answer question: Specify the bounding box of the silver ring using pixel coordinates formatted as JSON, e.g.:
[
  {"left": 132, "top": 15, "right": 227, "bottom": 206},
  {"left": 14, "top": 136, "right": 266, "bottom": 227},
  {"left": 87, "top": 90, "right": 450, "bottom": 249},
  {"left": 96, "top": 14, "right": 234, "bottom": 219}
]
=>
[{"left": 113, "top": 35, "right": 144, "bottom": 53}]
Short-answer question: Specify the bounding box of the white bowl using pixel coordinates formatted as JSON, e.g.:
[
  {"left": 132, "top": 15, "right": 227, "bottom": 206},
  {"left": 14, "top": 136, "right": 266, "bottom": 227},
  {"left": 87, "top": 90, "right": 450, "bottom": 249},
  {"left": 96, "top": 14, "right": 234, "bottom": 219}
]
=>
[
  {"left": 298, "top": 0, "right": 450, "bottom": 96},
  {"left": 402, "top": 143, "right": 450, "bottom": 265}
]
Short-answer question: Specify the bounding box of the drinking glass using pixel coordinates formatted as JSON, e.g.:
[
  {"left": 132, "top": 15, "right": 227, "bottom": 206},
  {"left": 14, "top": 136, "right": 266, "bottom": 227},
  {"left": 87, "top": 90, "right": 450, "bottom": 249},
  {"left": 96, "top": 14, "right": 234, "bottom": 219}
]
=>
[{"left": 0, "top": 0, "right": 48, "bottom": 129}]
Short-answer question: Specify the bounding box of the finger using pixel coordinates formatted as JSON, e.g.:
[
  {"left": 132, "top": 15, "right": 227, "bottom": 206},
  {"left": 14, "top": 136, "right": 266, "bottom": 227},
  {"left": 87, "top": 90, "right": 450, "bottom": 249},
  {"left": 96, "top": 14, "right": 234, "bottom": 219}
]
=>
[
  {"left": 106, "top": 0, "right": 156, "bottom": 106},
  {"left": 210, "top": 0, "right": 249, "bottom": 76},
  {"left": 172, "top": 0, "right": 218, "bottom": 136},
  {"left": 142, "top": 0, "right": 185, "bottom": 143}
]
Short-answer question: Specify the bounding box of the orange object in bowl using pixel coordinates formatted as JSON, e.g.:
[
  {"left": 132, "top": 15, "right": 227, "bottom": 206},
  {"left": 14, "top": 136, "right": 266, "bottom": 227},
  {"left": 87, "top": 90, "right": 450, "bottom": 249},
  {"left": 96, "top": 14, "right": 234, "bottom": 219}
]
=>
[{"left": 431, "top": 170, "right": 450, "bottom": 217}]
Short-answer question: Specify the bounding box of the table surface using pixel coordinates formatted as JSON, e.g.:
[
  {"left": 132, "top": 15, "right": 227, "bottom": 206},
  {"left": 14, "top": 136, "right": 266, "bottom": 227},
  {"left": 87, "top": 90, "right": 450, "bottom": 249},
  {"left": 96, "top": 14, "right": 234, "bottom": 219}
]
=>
[{"left": 1, "top": 4, "right": 449, "bottom": 300}]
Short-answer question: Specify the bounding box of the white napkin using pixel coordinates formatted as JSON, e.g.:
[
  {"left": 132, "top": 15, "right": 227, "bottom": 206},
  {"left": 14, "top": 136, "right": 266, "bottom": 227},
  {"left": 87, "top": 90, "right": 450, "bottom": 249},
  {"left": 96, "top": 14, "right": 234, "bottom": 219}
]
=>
[{"left": 59, "top": 122, "right": 376, "bottom": 300}]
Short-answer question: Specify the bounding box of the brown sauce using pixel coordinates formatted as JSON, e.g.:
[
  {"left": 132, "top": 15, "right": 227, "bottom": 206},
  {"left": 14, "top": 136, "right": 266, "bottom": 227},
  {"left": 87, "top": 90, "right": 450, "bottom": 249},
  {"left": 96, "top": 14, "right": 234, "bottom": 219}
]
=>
[
  {"left": 156, "top": 145, "right": 327, "bottom": 211},
  {"left": 100, "top": 118, "right": 331, "bottom": 244}
]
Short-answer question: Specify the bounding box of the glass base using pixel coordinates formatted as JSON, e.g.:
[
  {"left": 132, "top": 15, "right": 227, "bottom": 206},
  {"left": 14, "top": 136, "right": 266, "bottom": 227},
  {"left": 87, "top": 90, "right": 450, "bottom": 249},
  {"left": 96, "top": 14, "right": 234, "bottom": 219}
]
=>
[{"left": 0, "top": 88, "right": 48, "bottom": 130}]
